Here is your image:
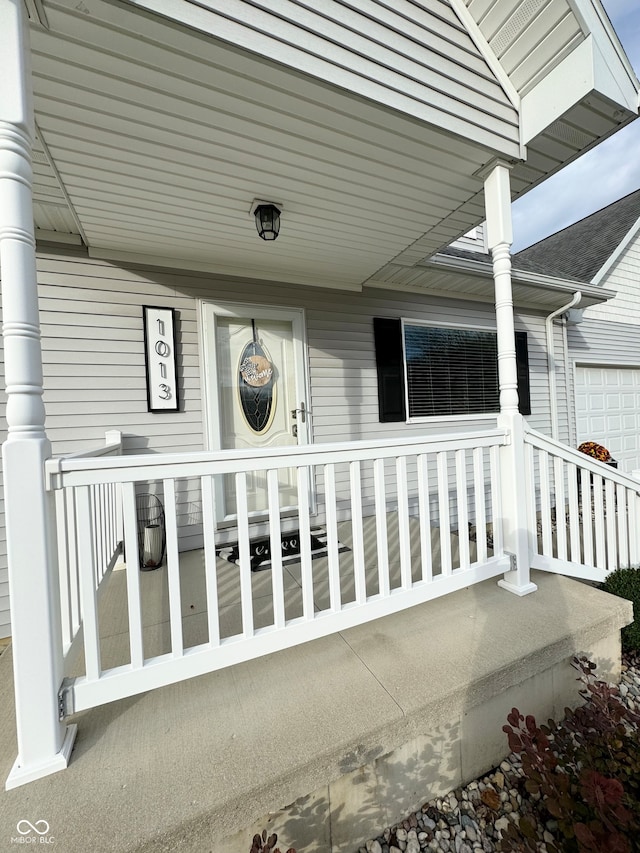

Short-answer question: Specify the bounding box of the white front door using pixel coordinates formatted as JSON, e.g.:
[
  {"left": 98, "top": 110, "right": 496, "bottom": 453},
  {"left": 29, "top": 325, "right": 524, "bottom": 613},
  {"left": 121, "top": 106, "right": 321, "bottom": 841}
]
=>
[{"left": 202, "top": 302, "right": 310, "bottom": 521}]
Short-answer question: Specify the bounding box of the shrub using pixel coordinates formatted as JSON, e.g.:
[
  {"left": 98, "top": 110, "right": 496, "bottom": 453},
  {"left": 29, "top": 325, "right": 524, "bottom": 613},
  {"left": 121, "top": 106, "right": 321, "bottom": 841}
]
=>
[
  {"left": 600, "top": 567, "right": 640, "bottom": 652},
  {"left": 499, "top": 657, "right": 640, "bottom": 853}
]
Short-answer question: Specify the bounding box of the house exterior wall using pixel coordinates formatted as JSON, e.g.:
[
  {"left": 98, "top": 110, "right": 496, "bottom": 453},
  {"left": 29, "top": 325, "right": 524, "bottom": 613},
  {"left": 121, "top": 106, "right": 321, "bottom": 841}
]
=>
[
  {"left": 0, "top": 249, "right": 566, "bottom": 637},
  {"left": 566, "top": 227, "right": 640, "bottom": 468},
  {"left": 579, "top": 229, "right": 640, "bottom": 326}
]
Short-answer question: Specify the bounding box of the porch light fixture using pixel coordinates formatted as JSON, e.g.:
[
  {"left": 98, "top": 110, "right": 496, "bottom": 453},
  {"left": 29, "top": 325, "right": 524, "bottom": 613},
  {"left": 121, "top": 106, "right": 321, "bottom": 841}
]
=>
[{"left": 250, "top": 199, "right": 282, "bottom": 241}]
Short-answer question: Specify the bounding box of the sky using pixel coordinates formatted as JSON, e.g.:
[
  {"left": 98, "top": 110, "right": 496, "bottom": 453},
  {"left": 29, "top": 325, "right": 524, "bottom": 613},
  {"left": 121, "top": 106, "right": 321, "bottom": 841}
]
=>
[{"left": 511, "top": 0, "right": 640, "bottom": 252}]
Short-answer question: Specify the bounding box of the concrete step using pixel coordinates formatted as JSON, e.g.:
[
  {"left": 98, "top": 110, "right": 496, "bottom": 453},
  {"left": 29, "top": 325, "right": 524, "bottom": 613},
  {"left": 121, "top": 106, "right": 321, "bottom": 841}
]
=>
[{"left": 0, "top": 571, "right": 631, "bottom": 853}]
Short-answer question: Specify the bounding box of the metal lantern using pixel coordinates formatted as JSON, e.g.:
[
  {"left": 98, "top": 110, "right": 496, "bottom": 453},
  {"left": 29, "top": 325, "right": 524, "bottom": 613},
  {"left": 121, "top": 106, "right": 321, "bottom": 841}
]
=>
[
  {"left": 253, "top": 203, "right": 281, "bottom": 241},
  {"left": 136, "top": 493, "right": 166, "bottom": 570}
]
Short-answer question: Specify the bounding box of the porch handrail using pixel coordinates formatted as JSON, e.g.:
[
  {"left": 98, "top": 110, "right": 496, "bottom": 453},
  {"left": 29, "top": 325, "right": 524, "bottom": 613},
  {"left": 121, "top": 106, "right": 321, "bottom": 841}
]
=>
[
  {"left": 523, "top": 426, "right": 640, "bottom": 580},
  {"left": 46, "top": 426, "right": 510, "bottom": 718},
  {"left": 46, "top": 428, "right": 508, "bottom": 488},
  {"left": 54, "top": 429, "right": 124, "bottom": 462},
  {"left": 55, "top": 431, "right": 124, "bottom": 660},
  {"left": 524, "top": 427, "right": 640, "bottom": 492}
]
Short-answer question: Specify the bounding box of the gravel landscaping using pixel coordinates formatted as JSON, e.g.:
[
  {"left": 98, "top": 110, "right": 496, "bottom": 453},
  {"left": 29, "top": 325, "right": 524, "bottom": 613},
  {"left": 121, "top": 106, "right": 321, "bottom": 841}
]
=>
[{"left": 357, "top": 651, "right": 640, "bottom": 853}]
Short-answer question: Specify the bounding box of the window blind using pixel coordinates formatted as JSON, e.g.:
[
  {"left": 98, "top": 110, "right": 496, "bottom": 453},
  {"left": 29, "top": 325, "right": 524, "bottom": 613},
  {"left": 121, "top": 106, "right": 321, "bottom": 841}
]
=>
[{"left": 404, "top": 324, "right": 499, "bottom": 418}]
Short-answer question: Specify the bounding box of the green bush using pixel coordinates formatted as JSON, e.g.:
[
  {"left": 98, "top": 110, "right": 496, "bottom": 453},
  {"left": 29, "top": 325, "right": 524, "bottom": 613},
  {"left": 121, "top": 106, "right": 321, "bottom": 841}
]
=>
[{"left": 600, "top": 567, "right": 640, "bottom": 651}]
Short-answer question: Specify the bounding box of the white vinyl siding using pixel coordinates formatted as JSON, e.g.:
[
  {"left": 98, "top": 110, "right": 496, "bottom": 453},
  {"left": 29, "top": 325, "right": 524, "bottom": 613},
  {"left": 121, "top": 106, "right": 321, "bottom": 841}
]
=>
[
  {"left": 0, "top": 249, "right": 562, "bottom": 637},
  {"left": 583, "top": 230, "right": 640, "bottom": 326}
]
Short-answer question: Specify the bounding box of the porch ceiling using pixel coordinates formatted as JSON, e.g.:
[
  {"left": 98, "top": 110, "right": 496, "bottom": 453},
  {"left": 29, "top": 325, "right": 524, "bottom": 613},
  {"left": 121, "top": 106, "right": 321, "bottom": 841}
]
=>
[{"left": 27, "top": 0, "right": 639, "bottom": 291}]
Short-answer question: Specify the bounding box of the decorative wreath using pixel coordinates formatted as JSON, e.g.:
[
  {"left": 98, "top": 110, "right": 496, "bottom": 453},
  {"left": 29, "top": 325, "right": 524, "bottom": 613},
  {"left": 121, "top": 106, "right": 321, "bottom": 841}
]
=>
[{"left": 577, "top": 441, "right": 612, "bottom": 462}]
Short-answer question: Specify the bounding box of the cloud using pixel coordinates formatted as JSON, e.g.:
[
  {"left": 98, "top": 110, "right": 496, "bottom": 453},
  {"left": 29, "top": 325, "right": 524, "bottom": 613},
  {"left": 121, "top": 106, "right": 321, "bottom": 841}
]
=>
[{"left": 512, "top": 120, "right": 640, "bottom": 252}]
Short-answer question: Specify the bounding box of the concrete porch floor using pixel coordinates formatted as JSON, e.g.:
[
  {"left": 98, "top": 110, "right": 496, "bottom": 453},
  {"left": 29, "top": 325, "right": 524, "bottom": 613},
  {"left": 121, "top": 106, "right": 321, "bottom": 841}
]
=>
[
  {"left": 79, "top": 514, "right": 482, "bottom": 673},
  {"left": 0, "top": 566, "right": 632, "bottom": 853}
]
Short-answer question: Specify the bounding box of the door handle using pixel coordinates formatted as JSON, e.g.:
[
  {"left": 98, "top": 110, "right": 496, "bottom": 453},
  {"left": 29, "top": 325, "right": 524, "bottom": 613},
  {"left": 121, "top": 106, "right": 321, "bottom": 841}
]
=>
[{"left": 290, "top": 401, "right": 309, "bottom": 423}]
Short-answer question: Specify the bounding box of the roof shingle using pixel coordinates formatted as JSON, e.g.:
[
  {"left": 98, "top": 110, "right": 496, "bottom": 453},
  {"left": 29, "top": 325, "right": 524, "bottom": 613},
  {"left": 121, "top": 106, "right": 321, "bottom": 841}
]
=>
[{"left": 512, "top": 188, "right": 640, "bottom": 283}]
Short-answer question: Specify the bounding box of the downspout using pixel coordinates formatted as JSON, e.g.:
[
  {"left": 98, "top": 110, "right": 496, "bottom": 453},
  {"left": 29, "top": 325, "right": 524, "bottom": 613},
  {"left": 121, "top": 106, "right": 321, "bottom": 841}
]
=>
[{"left": 546, "top": 292, "right": 581, "bottom": 441}]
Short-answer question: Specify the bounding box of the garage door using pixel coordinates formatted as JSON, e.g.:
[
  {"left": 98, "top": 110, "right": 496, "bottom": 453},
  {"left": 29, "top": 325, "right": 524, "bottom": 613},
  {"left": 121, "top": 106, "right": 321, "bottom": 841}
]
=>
[{"left": 575, "top": 365, "right": 640, "bottom": 474}]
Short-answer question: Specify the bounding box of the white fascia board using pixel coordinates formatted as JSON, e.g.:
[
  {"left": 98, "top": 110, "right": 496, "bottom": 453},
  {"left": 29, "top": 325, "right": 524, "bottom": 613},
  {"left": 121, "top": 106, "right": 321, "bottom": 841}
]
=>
[
  {"left": 86, "top": 247, "right": 363, "bottom": 292},
  {"left": 522, "top": 26, "right": 638, "bottom": 145},
  {"left": 521, "top": 39, "right": 595, "bottom": 144},
  {"left": 592, "top": 216, "right": 640, "bottom": 286},
  {"left": 425, "top": 253, "right": 616, "bottom": 306},
  {"left": 567, "top": 0, "right": 639, "bottom": 95}
]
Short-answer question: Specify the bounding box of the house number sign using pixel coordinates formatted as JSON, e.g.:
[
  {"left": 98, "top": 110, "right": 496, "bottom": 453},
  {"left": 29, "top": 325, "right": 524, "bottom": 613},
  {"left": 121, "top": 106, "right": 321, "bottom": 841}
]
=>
[{"left": 143, "top": 306, "right": 179, "bottom": 412}]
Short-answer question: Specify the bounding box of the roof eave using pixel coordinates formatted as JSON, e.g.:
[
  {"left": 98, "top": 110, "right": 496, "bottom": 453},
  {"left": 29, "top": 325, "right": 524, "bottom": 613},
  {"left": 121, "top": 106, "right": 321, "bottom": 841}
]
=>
[{"left": 425, "top": 253, "right": 616, "bottom": 308}]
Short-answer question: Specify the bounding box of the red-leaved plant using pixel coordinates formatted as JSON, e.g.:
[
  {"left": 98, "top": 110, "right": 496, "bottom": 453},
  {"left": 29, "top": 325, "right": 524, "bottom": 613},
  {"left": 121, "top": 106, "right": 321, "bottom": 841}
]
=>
[{"left": 499, "top": 657, "right": 640, "bottom": 853}]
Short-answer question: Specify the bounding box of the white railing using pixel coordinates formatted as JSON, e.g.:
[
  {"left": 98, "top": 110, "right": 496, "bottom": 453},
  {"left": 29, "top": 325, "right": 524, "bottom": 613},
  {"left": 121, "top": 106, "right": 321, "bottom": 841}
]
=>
[
  {"left": 46, "top": 428, "right": 509, "bottom": 715},
  {"left": 50, "top": 431, "right": 124, "bottom": 658},
  {"left": 524, "top": 428, "right": 640, "bottom": 581}
]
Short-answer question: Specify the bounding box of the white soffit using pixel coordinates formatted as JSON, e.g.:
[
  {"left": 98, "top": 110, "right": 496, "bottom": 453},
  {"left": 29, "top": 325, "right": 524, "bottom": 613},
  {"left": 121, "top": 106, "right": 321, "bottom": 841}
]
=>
[
  {"left": 29, "top": 0, "right": 510, "bottom": 289},
  {"left": 32, "top": 131, "right": 83, "bottom": 239}
]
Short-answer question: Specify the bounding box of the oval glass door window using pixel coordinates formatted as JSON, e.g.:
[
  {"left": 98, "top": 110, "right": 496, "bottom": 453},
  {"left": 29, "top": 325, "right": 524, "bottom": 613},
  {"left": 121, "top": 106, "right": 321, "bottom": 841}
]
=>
[{"left": 238, "top": 333, "right": 276, "bottom": 433}]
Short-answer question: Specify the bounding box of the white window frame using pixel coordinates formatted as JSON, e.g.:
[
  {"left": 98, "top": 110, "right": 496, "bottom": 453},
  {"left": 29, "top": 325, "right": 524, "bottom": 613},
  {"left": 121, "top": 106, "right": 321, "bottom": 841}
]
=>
[{"left": 400, "top": 318, "right": 499, "bottom": 424}]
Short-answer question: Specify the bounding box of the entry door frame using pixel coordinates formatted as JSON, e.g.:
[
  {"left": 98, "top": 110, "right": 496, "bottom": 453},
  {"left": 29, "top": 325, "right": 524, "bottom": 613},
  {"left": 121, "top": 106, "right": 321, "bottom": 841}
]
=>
[{"left": 200, "top": 299, "right": 312, "bottom": 526}]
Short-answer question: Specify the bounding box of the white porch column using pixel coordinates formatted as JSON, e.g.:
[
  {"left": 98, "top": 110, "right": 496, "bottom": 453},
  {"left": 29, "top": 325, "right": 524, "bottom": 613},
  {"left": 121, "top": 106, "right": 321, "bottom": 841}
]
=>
[
  {"left": 0, "top": 0, "right": 76, "bottom": 788},
  {"left": 484, "top": 162, "right": 537, "bottom": 596}
]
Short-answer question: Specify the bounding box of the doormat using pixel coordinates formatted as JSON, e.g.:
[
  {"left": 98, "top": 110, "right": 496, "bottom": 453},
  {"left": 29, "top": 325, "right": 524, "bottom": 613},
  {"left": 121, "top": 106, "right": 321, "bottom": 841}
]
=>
[{"left": 216, "top": 528, "right": 349, "bottom": 572}]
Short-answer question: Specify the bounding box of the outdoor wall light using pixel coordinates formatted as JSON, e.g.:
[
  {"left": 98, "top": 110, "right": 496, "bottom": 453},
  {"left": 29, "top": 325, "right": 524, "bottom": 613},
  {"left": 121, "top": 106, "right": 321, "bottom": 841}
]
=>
[{"left": 250, "top": 200, "right": 282, "bottom": 241}]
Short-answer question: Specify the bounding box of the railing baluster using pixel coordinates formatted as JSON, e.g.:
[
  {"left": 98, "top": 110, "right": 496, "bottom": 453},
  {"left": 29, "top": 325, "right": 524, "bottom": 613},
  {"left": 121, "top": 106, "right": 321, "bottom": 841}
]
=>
[
  {"left": 201, "top": 475, "right": 220, "bottom": 646},
  {"left": 593, "top": 475, "right": 606, "bottom": 569},
  {"left": 580, "top": 468, "right": 594, "bottom": 567},
  {"left": 629, "top": 491, "right": 639, "bottom": 566},
  {"left": 266, "top": 469, "right": 285, "bottom": 629},
  {"left": 553, "top": 457, "right": 567, "bottom": 560},
  {"left": 75, "top": 485, "right": 101, "bottom": 681},
  {"left": 437, "top": 451, "right": 451, "bottom": 575},
  {"left": 456, "top": 449, "right": 470, "bottom": 570},
  {"left": 473, "top": 447, "right": 487, "bottom": 565},
  {"left": 297, "top": 466, "right": 314, "bottom": 619},
  {"left": 605, "top": 479, "right": 617, "bottom": 571},
  {"left": 349, "top": 460, "right": 366, "bottom": 604},
  {"left": 617, "top": 485, "right": 628, "bottom": 570},
  {"left": 396, "top": 456, "right": 412, "bottom": 589},
  {"left": 490, "top": 444, "right": 503, "bottom": 555},
  {"left": 235, "top": 472, "right": 254, "bottom": 638},
  {"left": 524, "top": 442, "right": 536, "bottom": 558},
  {"left": 567, "top": 462, "right": 581, "bottom": 564},
  {"left": 122, "top": 483, "right": 144, "bottom": 669},
  {"left": 97, "top": 484, "right": 106, "bottom": 580},
  {"left": 417, "top": 453, "right": 432, "bottom": 582},
  {"left": 323, "top": 463, "right": 341, "bottom": 611},
  {"left": 539, "top": 450, "right": 552, "bottom": 557},
  {"left": 163, "top": 479, "right": 184, "bottom": 656},
  {"left": 374, "top": 458, "right": 390, "bottom": 596},
  {"left": 55, "top": 489, "right": 72, "bottom": 651}
]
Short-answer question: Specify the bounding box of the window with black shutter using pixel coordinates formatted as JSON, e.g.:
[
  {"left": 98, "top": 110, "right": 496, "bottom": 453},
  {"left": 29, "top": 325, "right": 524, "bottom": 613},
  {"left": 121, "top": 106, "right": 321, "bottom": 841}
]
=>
[{"left": 374, "top": 318, "right": 531, "bottom": 421}]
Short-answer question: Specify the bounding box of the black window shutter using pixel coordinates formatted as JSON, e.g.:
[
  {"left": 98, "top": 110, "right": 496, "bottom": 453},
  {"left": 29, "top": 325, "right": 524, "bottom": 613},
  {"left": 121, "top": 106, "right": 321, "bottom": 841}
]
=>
[
  {"left": 373, "top": 318, "right": 406, "bottom": 422},
  {"left": 515, "top": 331, "right": 531, "bottom": 416}
]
